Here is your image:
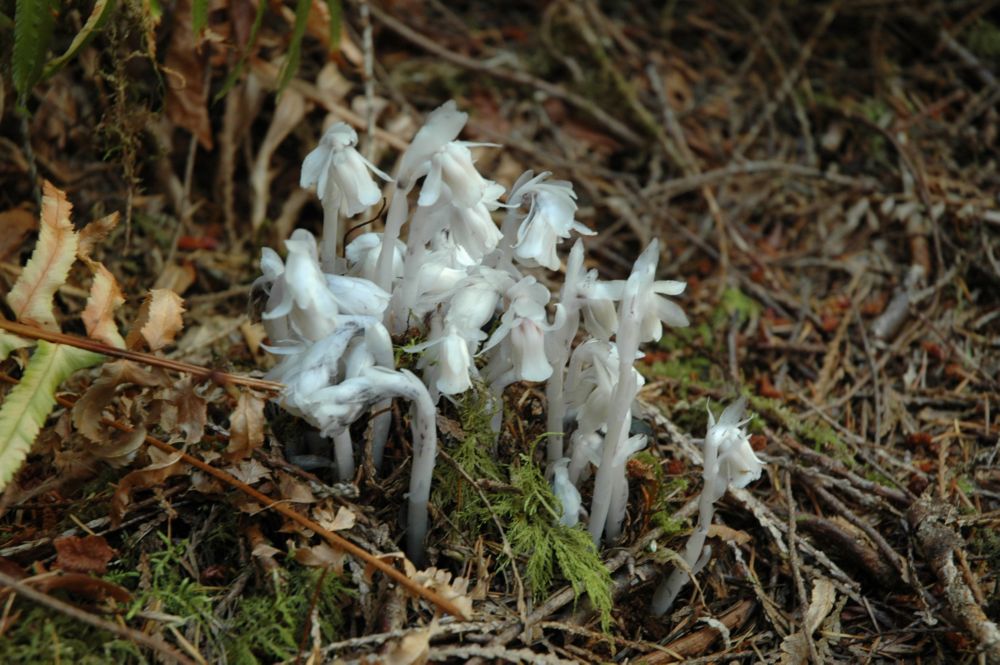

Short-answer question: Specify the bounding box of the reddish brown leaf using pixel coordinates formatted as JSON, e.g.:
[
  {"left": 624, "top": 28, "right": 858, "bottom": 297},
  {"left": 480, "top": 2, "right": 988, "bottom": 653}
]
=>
[
  {"left": 77, "top": 212, "right": 120, "bottom": 263},
  {"left": 32, "top": 572, "right": 132, "bottom": 604},
  {"left": 54, "top": 535, "right": 116, "bottom": 574}
]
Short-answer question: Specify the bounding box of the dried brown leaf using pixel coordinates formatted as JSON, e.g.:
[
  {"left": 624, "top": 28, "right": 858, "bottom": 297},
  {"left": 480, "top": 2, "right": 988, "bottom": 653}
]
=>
[
  {"left": 54, "top": 535, "right": 116, "bottom": 574},
  {"left": 81, "top": 265, "right": 126, "bottom": 348},
  {"left": 72, "top": 361, "right": 163, "bottom": 467},
  {"left": 164, "top": 0, "right": 212, "bottom": 149},
  {"left": 226, "top": 458, "right": 272, "bottom": 485},
  {"left": 156, "top": 377, "right": 206, "bottom": 444},
  {"left": 381, "top": 625, "right": 434, "bottom": 665},
  {"left": 276, "top": 470, "right": 317, "bottom": 504},
  {"left": 7, "top": 182, "right": 78, "bottom": 331},
  {"left": 225, "top": 390, "right": 265, "bottom": 461},
  {"left": 251, "top": 88, "right": 306, "bottom": 229},
  {"left": 294, "top": 543, "right": 346, "bottom": 572},
  {"left": 0, "top": 207, "right": 37, "bottom": 263},
  {"left": 110, "top": 448, "right": 187, "bottom": 524},
  {"left": 77, "top": 212, "right": 119, "bottom": 262},
  {"left": 126, "top": 289, "right": 185, "bottom": 351}
]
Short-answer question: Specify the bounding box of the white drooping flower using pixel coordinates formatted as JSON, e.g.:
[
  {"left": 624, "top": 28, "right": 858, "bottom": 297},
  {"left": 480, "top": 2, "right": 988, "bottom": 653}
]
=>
[
  {"left": 346, "top": 233, "right": 405, "bottom": 283},
  {"left": 482, "top": 277, "right": 566, "bottom": 383},
  {"left": 445, "top": 182, "right": 505, "bottom": 258},
  {"left": 300, "top": 122, "right": 390, "bottom": 217},
  {"left": 708, "top": 397, "right": 763, "bottom": 492},
  {"left": 509, "top": 171, "right": 594, "bottom": 270},
  {"left": 552, "top": 458, "right": 583, "bottom": 527},
  {"left": 261, "top": 230, "right": 340, "bottom": 342},
  {"left": 410, "top": 324, "right": 476, "bottom": 396},
  {"left": 565, "top": 340, "right": 644, "bottom": 436},
  {"left": 396, "top": 101, "right": 468, "bottom": 192}
]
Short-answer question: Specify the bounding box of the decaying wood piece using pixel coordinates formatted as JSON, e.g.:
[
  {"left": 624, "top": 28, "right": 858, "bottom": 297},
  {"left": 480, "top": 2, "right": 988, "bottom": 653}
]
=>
[{"left": 908, "top": 494, "right": 1000, "bottom": 663}]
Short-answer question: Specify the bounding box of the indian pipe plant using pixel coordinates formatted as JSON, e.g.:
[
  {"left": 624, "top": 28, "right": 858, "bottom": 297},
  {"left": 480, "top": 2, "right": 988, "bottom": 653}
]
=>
[{"left": 256, "top": 100, "right": 766, "bottom": 614}]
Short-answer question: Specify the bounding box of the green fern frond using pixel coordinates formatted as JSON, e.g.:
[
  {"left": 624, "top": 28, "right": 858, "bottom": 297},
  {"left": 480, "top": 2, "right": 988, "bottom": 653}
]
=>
[
  {"left": 42, "top": 0, "right": 116, "bottom": 80},
  {"left": 13, "top": 0, "right": 59, "bottom": 109},
  {"left": 276, "top": 0, "right": 312, "bottom": 96},
  {"left": 499, "top": 449, "right": 614, "bottom": 630},
  {"left": 0, "top": 341, "right": 103, "bottom": 491}
]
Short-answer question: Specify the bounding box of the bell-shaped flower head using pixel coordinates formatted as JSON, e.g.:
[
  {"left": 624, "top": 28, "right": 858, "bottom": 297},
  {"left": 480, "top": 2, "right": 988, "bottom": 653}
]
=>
[
  {"left": 396, "top": 101, "right": 468, "bottom": 193},
  {"left": 262, "top": 230, "right": 340, "bottom": 343},
  {"left": 708, "top": 396, "right": 763, "bottom": 492},
  {"left": 300, "top": 122, "right": 390, "bottom": 217},
  {"left": 445, "top": 181, "right": 505, "bottom": 258},
  {"left": 481, "top": 277, "right": 566, "bottom": 382},
  {"left": 409, "top": 324, "right": 476, "bottom": 396},
  {"left": 509, "top": 172, "right": 594, "bottom": 270},
  {"left": 346, "top": 233, "right": 405, "bottom": 283}
]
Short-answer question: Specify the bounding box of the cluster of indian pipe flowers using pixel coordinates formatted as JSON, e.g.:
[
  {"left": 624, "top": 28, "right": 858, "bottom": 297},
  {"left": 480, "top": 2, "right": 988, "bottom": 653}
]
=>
[{"left": 253, "top": 101, "right": 761, "bottom": 587}]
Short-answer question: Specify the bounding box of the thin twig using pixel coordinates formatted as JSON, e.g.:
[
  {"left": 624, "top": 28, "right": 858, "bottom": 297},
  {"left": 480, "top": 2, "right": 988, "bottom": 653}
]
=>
[
  {"left": 0, "top": 318, "right": 283, "bottom": 392},
  {"left": 367, "top": 4, "right": 643, "bottom": 146}
]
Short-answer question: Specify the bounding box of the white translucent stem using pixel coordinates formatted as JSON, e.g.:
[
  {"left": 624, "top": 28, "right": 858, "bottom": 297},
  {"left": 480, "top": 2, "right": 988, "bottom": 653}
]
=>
[
  {"left": 545, "top": 368, "right": 566, "bottom": 464},
  {"left": 651, "top": 436, "right": 721, "bottom": 615},
  {"left": 369, "top": 400, "right": 392, "bottom": 471},
  {"left": 401, "top": 376, "right": 438, "bottom": 564},
  {"left": 320, "top": 178, "right": 341, "bottom": 273},
  {"left": 588, "top": 304, "right": 639, "bottom": 545},
  {"left": 333, "top": 429, "right": 354, "bottom": 481},
  {"left": 374, "top": 186, "right": 408, "bottom": 295}
]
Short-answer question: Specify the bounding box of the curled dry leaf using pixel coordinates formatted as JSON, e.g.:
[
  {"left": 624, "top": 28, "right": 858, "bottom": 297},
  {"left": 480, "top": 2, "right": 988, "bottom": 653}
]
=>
[
  {"left": 294, "top": 542, "right": 346, "bottom": 572},
  {"left": 77, "top": 212, "right": 125, "bottom": 348},
  {"left": 126, "top": 288, "right": 186, "bottom": 352},
  {"left": 402, "top": 562, "right": 475, "bottom": 619},
  {"left": 73, "top": 360, "right": 164, "bottom": 466},
  {"left": 110, "top": 446, "right": 187, "bottom": 525},
  {"left": 225, "top": 390, "right": 266, "bottom": 461},
  {"left": 379, "top": 624, "right": 435, "bottom": 665},
  {"left": 54, "top": 534, "right": 116, "bottom": 574},
  {"left": 81, "top": 265, "right": 126, "bottom": 348},
  {"left": 7, "top": 181, "right": 78, "bottom": 331},
  {"left": 77, "top": 212, "right": 120, "bottom": 262},
  {"left": 154, "top": 376, "right": 207, "bottom": 444}
]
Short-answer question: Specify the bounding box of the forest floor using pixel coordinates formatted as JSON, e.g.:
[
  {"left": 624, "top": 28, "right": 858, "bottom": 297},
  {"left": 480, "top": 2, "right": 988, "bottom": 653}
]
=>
[{"left": 0, "top": 1, "right": 999, "bottom": 663}]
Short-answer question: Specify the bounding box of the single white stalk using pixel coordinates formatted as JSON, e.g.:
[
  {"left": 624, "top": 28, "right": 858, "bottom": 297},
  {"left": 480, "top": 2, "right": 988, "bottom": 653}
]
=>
[
  {"left": 651, "top": 431, "right": 721, "bottom": 615},
  {"left": 319, "top": 178, "right": 342, "bottom": 274},
  {"left": 544, "top": 241, "right": 584, "bottom": 464},
  {"left": 374, "top": 186, "right": 408, "bottom": 296},
  {"left": 588, "top": 240, "right": 656, "bottom": 545},
  {"left": 333, "top": 429, "right": 354, "bottom": 480}
]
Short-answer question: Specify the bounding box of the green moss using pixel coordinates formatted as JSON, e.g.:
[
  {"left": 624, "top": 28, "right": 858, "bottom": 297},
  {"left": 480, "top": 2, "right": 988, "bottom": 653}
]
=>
[
  {"left": 713, "top": 287, "right": 761, "bottom": 329},
  {"left": 966, "top": 19, "right": 1000, "bottom": 58},
  {"left": 749, "top": 394, "right": 853, "bottom": 464},
  {"left": 2, "top": 522, "right": 348, "bottom": 664},
  {"left": 432, "top": 384, "right": 503, "bottom": 531},
  {"left": 0, "top": 607, "right": 146, "bottom": 664},
  {"left": 225, "top": 567, "right": 349, "bottom": 665},
  {"left": 492, "top": 446, "right": 614, "bottom": 630}
]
